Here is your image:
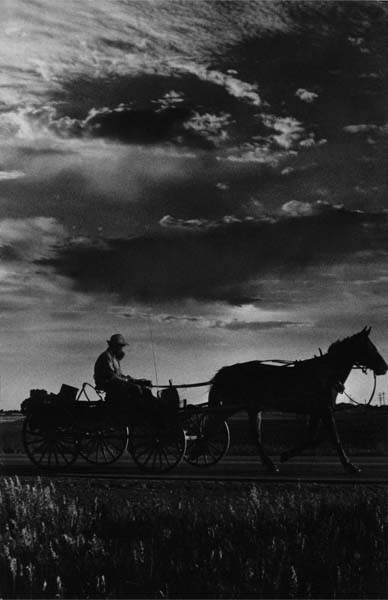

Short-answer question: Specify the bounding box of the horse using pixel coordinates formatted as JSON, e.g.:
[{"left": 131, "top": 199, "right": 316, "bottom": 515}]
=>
[{"left": 208, "top": 327, "right": 387, "bottom": 473}]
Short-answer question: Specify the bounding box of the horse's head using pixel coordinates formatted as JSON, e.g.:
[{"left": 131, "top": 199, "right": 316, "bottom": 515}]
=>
[
  {"left": 351, "top": 327, "right": 387, "bottom": 376},
  {"left": 328, "top": 327, "right": 387, "bottom": 375}
]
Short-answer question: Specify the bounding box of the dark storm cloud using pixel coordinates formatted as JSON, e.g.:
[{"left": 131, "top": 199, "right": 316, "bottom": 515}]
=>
[
  {"left": 40, "top": 204, "right": 388, "bottom": 306},
  {"left": 84, "top": 105, "right": 192, "bottom": 145},
  {"left": 221, "top": 1, "right": 388, "bottom": 116},
  {"left": 45, "top": 70, "right": 261, "bottom": 150}
]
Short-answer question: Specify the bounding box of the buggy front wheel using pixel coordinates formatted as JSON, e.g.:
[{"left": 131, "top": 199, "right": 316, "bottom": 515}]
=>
[{"left": 184, "top": 413, "right": 230, "bottom": 467}]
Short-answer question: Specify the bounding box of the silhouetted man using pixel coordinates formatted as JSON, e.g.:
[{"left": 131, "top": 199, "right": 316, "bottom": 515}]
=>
[{"left": 94, "top": 333, "right": 153, "bottom": 408}]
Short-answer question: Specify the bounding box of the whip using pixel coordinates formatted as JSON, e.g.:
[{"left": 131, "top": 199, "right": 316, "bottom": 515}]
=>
[{"left": 147, "top": 308, "right": 159, "bottom": 387}]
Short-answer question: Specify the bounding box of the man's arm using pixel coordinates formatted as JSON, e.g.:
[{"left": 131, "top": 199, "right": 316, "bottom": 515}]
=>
[
  {"left": 130, "top": 377, "right": 153, "bottom": 386},
  {"left": 95, "top": 353, "right": 127, "bottom": 387}
]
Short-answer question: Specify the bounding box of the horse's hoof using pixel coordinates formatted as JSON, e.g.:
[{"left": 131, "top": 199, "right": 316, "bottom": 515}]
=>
[{"left": 345, "top": 463, "right": 361, "bottom": 474}]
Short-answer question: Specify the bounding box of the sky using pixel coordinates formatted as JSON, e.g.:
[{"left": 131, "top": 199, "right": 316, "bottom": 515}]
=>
[{"left": 1, "top": 0, "right": 388, "bottom": 408}]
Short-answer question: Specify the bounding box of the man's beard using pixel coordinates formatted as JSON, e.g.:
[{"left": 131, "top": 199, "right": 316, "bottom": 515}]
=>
[{"left": 115, "top": 350, "right": 125, "bottom": 360}]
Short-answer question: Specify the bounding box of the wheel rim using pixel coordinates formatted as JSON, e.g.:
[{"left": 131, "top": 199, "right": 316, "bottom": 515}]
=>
[
  {"left": 129, "top": 421, "right": 186, "bottom": 472},
  {"left": 184, "top": 414, "right": 230, "bottom": 467},
  {"left": 23, "top": 414, "right": 79, "bottom": 469},
  {"left": 79, "top": 422, "right": 128, "bottom": 464}
]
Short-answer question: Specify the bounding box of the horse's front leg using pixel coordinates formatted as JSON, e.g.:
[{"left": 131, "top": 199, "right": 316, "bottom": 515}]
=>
[
  {"left": 322, "top": 409, "right": 361, "bottom": 473},
  {"left": 248, "top": 410, "right": 279, "bottom": 473}
]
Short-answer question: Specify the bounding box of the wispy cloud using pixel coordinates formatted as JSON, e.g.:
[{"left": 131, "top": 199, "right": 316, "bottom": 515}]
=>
[
  {"left": 0, "top": 170, "right": 25, "bottom": 180},
  {"left": 212, "top": 319, "right": 310, "bottom": 331},
  {"left": 0, "top": 216, "right": 65, "bottom": 260}
]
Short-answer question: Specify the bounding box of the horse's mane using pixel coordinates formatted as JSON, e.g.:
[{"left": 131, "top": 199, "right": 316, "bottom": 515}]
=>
[{"left": 327, "top": 331, "right": 362, "bottom": 355}]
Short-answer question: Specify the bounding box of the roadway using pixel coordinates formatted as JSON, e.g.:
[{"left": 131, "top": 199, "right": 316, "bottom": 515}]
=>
[{"left": 1, "top": 454, "right": 388, "bottom": 483}]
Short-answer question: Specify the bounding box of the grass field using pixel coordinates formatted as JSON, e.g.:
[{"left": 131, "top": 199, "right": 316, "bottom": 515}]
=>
[{"left": 0, "top": 476, "right": 387, "bottom": 598}]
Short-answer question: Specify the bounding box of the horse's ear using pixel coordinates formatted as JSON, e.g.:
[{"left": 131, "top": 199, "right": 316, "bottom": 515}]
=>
[{"left": 362, "top": 326, "right": 371, "bottom": 335}]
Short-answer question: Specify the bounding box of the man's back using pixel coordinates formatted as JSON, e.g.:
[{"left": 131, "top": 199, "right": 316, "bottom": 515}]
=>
[{"left": 94, "top": 349, "right": 124, "bottom": 390}]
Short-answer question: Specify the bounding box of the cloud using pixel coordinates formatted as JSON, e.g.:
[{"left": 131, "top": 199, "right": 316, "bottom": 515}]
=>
[
  {"left": 262, "top": 115, "right": 305, "bottom": 150},
  {"left": 0, "top": 216, "right": 88, "bottom": 319},
  {"left": 212, "top": 319, "right": 310, "bottom": 331},
  {"left": 83, "top": 104, "right": 192, "bottom": 145},
  {"left": 280, "top": 199, "right": 346, "bottom": 218},
  {"left": 158, "top": 314, "right": 204, "bottom": 325},
  {"left": 224, "top": 143, "right": 291, "bottom": 165},
  {"left": 0, "top": 170, "right": 25, "bottom": 180},
  {"left": 159, "top": 215, "right": 211, "bottom": 229},
  {"left": 172, "top": 63, "right": 262, "bottom": 107},
  {"left": 295, "top": 88, "right": 319, "bottom": 103},
  {"left": 0, "top": 216, "right": 66, "bottom": 261},
  {"left": 343, "top": 124, "right": 377, "bottom": 134},
  {"left": 281, "top": 200, "right": 315, "bottom": 217},
  {"left": 183, "top": 111, "right": 232, "bottom": 146},
  {"left": 41, "top": 205, "right": 388, "bottom": 306},
  {"left": 343, "top": 123, "right": 388, "bottom": 138},
  {"left": 158, "top": 214, "right": 249, "bottom": 230}
]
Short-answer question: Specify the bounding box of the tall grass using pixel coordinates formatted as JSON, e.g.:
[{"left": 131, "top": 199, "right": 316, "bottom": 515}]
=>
[{"left": 0, "top": 477, "right": 387, "bottom": 598}]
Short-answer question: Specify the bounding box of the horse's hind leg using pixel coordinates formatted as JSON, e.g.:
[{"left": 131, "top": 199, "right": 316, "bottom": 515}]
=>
[
  {"left": 280, "top": 415, "right": 322, "bottom": 463},
  {"left": 322, "top": 409, "right": 361, "bottom": 473},
  {"left": 248, "top": 410, "right": 279, "bottom": 473}
]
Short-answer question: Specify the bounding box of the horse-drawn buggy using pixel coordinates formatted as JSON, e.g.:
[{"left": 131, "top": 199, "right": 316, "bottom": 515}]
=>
[
  {"left": 21, "top": 328, "right": 388, "bottom": 474},
  {"left": 21, "top": 382, "right": 230, "bottom": 472}
]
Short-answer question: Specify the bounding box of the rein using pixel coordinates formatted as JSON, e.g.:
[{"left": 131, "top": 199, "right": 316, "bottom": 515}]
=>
[{"left": 150, "top": 359, "right": 297, "bottom": 389}]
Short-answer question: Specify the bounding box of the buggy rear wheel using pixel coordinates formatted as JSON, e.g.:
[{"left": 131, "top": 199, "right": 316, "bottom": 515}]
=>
[
  {"left": 79, "top": 418, "right": 128, "bottom": 464},
  {"left": 128, "top": 420, "right": 186, "bottom": 472},
  {"left": 184, "top": 412, "right": 230, "bottom": 467},
  {"left": 22, "top": 412, "right": 79, "bottom": 470}
]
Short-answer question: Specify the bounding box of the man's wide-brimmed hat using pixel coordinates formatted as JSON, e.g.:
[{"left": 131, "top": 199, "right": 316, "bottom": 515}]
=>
[{"left": 107, "top": 333, "right": 128, "bottom": 346}]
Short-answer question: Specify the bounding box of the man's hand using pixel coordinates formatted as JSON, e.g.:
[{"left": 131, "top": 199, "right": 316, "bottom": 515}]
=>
[{"left": 137, "top": 378, "right": 152, "bottom": 387}]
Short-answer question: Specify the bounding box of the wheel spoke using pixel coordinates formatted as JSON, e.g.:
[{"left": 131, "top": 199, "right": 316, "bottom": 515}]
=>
[
  {"left": 36, "top": 444, "right": 49, "bottom": 464},
  {"left": 53, "top": 447, "right": 59, "bottom": 465},
  {"left": 26, "top": 439, "right": 46, "bottom": 451},
  {"left": 134, "top": 447, "right": 154, "bottom": 459},
  {"left": 102, "top": 442, "right": 116, "bottom": 460},
  {"left": 47, "top": 446, "right": 53, "bottom": 467},
  {"left": 100, "top": 444, "right": 108, "bottom": 463},
  {"left": 57, "top": 446, "right": 71, "bottom": 464},
  {"left": 161, "top": 447, "right": 171, "bottom": 467},
  {"left": 105, "top": 439, "right": 125, "bottom": 452},
  {"left": 142, "top": 447, "right": 156, "bottom": 466},
  {"left": 151, "top": 450, "right": 158, "bottom": 470},
  {"left": 81, "top": 436, "right": 95, "bottom": 451},
  {"left": 25, "top": 434, "right": 45, "bottom": 444},
  {"left": 163, "top": 441, "right": 182, "bottom": 456}
]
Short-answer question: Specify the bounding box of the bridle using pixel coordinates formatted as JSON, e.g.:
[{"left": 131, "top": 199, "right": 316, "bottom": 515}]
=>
[{"left": 341, "top": 366, "right": 377, "bottom": 408}]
